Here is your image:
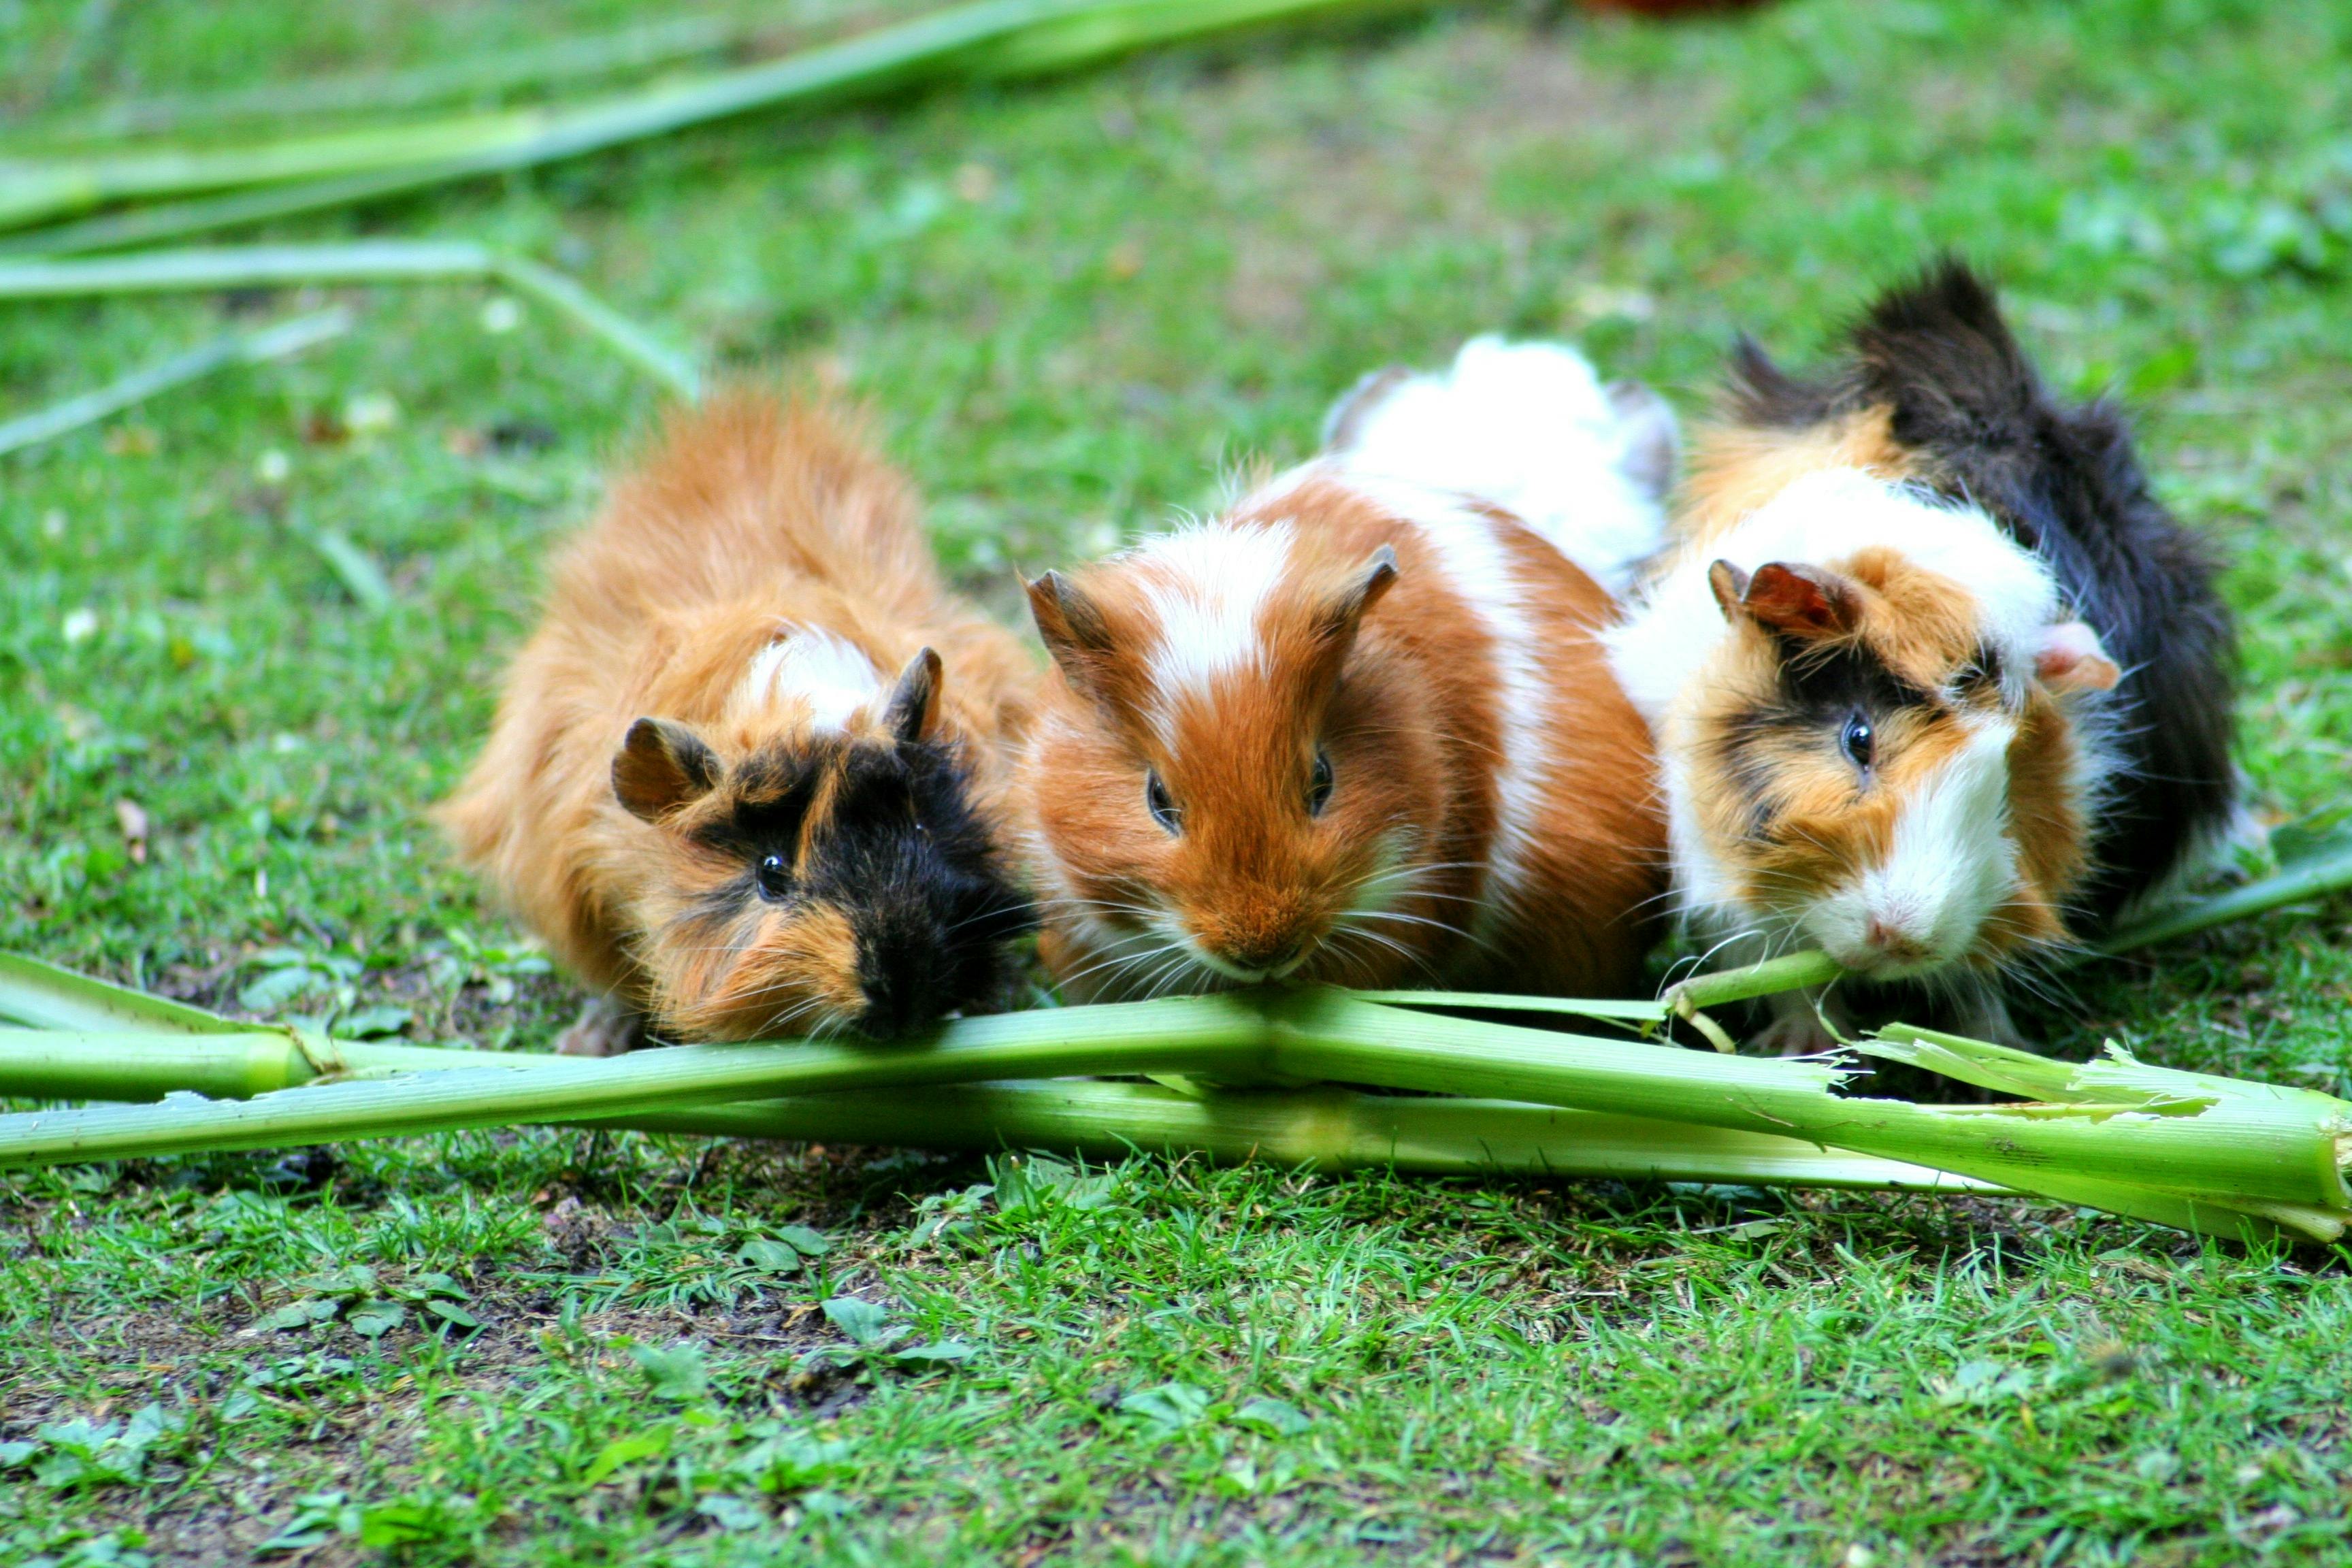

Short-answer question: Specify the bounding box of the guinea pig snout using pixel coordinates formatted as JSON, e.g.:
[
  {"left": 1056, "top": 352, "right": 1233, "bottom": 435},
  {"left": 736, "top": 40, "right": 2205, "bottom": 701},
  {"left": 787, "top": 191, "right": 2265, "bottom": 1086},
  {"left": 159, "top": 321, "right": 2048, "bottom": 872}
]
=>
[
  {"left": 1190, "top": 894, "right": 1323, "bottom": 981},
  {"left": 849, "top": 908, "right": 958, "bottom": 1040}
]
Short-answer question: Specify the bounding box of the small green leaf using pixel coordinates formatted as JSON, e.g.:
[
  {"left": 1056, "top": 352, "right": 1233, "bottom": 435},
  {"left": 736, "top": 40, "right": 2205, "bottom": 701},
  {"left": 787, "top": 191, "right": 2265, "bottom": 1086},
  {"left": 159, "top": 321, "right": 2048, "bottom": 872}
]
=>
[
  {"left": 775, "top": 1224, "right": 831, "bottom": 1256},
  {"left": 423, "top": 1299, "right": 482, "bottom": 1330},
  {"left": 332, "top": 1004, "right": 411, "bottom": 1039},
  {"left": 355, "top": 1500, "right": 443, "bottom": 1548},
  {"left": 293, "top": 1264, "right": 376, "bottom": 1298},
  {"left": 632, "top": 1341, "right": 710, "bottom": 1401},
  {"left": 1231, "top": 1396, "right": 1311, "bottom": 1437},
  {"left": 257, "top": 1298, "right": 342, "bottom": 1332},
  {"left": 887, "top": 1339, "right": 976, "bottom": 1370},
  {"left": 821, "top": 1296, "right": 890, "bottom": 1348},
  {"left": 0, "top": 1441, "right": 37, "bottom": 1467},
  {"left": 732, "top": 1427, "right": 853, "bottom": 1492},
  {"left": 1118, "top": 1381, "right": 1211, "bottom": 1434},
  {"left": 346, "top": 1301, "right": 406, "bottom": 1338},
  {"left": 697, "top": 1493, "right": 768, "bottom": 1532},
  {"left": 581, "top": 1430, "right": 670, "bottom": 1488},
  {"left": 736, "top": 1239, "right": 802, "bottom": 1274}
]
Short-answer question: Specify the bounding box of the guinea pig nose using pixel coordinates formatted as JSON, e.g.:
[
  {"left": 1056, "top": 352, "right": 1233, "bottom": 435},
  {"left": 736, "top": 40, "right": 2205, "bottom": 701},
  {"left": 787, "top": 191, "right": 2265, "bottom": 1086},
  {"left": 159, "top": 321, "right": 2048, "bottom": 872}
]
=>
[{"left": 1863, "top": 917, "right": 1930, "bottom": 964}]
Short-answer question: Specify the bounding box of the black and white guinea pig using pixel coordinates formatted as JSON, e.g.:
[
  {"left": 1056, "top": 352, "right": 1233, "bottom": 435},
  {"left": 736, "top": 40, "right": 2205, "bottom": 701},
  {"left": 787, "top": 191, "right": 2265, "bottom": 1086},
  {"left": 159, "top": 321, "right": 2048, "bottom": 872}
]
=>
[{"left": 1604, "top": 260, "right": 2239, "bottom": 1047}]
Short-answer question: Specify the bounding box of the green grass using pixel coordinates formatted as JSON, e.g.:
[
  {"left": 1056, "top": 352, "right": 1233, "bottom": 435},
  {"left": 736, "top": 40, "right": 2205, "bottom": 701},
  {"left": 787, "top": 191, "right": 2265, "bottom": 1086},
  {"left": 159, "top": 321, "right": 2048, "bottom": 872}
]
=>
[{"left": 5, "top": 0, "right": 2352, "bottom": 1561}]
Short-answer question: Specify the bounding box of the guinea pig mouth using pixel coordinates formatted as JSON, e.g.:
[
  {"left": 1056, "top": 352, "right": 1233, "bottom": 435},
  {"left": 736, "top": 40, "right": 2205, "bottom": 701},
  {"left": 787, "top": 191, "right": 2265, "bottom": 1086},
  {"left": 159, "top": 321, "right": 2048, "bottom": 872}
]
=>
[
  {"left": 1190, "top": 944, "right": 1316, "bottom": 985},
  {"left": 1807, "top": 907, "right": 1960, "bottom": 979}
]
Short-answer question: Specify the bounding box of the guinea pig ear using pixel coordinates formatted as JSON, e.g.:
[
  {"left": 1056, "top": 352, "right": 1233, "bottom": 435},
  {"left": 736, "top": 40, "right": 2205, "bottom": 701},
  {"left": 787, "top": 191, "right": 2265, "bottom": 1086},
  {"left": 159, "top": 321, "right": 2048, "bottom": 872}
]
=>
[
  {"left": 1025, "top": 570, "right": 1116, "bottom": 689},
  {"left": 613, "top": 717, "right": 720, "bottom": 823},
  {"left": 881, "top": 647, "right": 944, "bottom": 744},
  {"left": 1320, "top": 544, "right": 1400, "bottom": 641},
  {"left": 1711, "top": 559, "right": 1859, "bottom": 640},
  {"left": 2035, "top": 619, "right": 2121, "bottom": 693}
]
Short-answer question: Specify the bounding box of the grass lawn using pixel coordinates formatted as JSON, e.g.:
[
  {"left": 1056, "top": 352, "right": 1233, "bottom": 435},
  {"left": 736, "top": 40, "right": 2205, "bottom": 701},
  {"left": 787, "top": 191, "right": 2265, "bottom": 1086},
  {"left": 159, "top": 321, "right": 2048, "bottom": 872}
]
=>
[{"left": 6, "top": 0, "right": 2352, "bottom": 1561}]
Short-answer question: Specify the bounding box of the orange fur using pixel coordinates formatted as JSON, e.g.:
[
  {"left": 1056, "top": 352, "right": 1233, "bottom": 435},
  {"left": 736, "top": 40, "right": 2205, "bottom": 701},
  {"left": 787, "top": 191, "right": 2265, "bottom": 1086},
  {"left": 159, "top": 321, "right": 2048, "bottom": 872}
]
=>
[
  {"left": 1680, "top": 406, "right": 1912, "bottom": 547},
  {"left": 439, "top": 391, "right": 1034, "bottom": 1040},
  {"left": 1017, "top": 472, "right": 1664, "bottom": 1001}
]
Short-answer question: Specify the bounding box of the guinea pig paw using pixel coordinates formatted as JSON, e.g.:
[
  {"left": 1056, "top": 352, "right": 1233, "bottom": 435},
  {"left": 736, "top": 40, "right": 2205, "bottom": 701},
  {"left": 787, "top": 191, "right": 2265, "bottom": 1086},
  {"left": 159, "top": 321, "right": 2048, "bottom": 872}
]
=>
[
  {"left": 555, "top": 995, "right": 649, "bottom": 1058},
  {"left": 1752, "top": 1001, "right": 1842, "bottom": 1058}
]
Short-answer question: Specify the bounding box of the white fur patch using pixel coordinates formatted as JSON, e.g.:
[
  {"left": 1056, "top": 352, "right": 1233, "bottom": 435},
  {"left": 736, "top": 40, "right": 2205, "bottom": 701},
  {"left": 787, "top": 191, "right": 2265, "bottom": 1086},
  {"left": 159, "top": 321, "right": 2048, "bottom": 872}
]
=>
[
  {"left": 1326, "top": 336, "right": 1669, "bottom": 595},
  {"left": 1132, "top": 521, "right": 1294, "bottom": 738},
  {"left": 1322, "top": 470, "right": 1552, "bottom": 938},
  {"left": 736, "top": 630, "right": 881, "bottom": 732},
  {"left": 1804, "top": 717, "right": 2021, "bottom": 975},
  {"left": 1605, "top": 467, "right": 2060, "bottom": 728}
]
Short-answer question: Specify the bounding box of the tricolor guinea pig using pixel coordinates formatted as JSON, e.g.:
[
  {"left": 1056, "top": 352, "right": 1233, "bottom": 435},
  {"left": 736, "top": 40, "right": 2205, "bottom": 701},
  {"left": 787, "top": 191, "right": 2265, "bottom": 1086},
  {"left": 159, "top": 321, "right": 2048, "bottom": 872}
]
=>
[
  {"left": 1604, "top": 261, "right": 2238, "bottom": 1047},
  {"left": 440, "top": 392, "right": 1036, "bottom": 1054},
  {"left": 1015, "top": 339, "right": 1670, "bottom": 1002}
]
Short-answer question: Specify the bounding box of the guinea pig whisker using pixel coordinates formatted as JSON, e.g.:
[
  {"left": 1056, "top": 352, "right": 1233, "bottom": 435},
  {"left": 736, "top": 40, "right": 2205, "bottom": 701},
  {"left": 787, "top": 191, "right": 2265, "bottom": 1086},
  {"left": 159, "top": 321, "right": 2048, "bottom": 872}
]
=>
[
  {"left": 1343, "top": 906, "right": 1475, "bottom": 943},
  {"left": 1328, "top": 917, "right": 1449, "bottom": 981},
  {"left": 1051, "top": 929, "right": 1196, "bottom": 998}
]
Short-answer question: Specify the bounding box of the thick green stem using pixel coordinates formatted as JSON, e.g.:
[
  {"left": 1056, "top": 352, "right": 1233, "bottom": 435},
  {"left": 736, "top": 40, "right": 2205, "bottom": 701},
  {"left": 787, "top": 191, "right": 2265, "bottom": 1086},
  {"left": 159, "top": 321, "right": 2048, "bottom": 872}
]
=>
[
  {"left": 598, "top": 1080, "right": 2005, "bottom": 1192},
  {"left": 0, "top": 0, "right": 1407, "bottom": 241},
  {"left": 2094, "top": 838, "right": 2352, "bottom": 957},
  {"left": 0, "top": 996, "right": 1268, "bottom": 1166},
  {"left": 0, "top": 244, "right": 698, "bottom": 397},
  {"left": 0, "top": 1026, "right": 1999, "bottom": 1192},
  {"left": 0, "top": 953, "right": 250, "bottom": 1034},
  {"left": 7, "top": 991, "right": 2347, "bottom": 1233},
  {"left": 1267, "top": 994, "right": 2352, "bottom": 1217}
]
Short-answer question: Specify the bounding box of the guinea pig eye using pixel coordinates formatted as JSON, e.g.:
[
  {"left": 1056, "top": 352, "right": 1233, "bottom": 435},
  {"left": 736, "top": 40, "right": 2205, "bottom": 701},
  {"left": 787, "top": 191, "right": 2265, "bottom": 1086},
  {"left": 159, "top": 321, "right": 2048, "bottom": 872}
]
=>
[
  {"left": 1840, "top": 712, "right": 1876, "bottom": 772},
  {"left": 754, "top": 853, "right": 792, "bottom": 900},
  {"left": 1144, "top": 770, "right": 1182, "bottom": 836},
  {"left": 1307, "top": 747, "right": 1335, "bottom": 817}
]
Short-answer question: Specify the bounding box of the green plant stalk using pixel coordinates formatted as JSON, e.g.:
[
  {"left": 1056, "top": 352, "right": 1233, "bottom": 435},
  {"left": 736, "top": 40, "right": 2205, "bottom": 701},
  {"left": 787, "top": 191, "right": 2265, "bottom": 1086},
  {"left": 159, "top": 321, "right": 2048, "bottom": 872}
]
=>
[
  {"left": 5, "top": 958, "right": 2340, "bottom": 1236},
  {"left": 0, "top": 0, "right": 1405, "bottom": 238},
  {"left": 0, "top": 965, "right": 1986, "bottom": 1192},
  {"left": 0, "top": 244, "right": 698, "bottom": 397},
  {"left": 0, "top": 1026, "right": 1996, "bottom": 1192},
  {"left": 0, "top": 997, "right": 1271, "bottom": 1166},
  {"left": 4, "top": 992, "right": 2346, "bottom": 1239},
  {"left": 1270, "top": 994, "right": 2352, "bottom": 1222},
  {"left": 0, "top": 307, "right": 350, "bottom": 457},
  {"left": 0, "top": 953, "right": 250, "bottom": 1034},
  {"left": 602, "top": 1079, "right": 2006, "bottom": 1192},
  {"left": 2093, "top": 839, "right": 2352, "bottom": 956},
  {"left": 56, "top": 13, "right": 752, "bottom": 139},
  {"left": 1661, "top": 950, "right": 1845, "bottom": 1014}
]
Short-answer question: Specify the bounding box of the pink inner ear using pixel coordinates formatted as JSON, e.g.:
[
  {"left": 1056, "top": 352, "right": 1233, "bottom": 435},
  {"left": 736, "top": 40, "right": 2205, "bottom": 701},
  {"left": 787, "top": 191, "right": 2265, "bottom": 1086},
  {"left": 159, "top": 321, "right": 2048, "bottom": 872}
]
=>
[{"left": 2036, "top": 620, "right": 2121, "bottom": 692}]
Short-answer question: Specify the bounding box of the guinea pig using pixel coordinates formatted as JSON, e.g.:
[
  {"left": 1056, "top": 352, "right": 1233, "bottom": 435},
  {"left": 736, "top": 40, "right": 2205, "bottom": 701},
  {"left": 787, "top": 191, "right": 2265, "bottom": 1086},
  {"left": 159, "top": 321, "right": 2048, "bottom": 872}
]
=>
[
  {"left": 1015, "top": 339, "right": 1669, "bottom": 1002},
  {"left": 440, "top": 391, "right": 1036, "bottom": 1055},
  {"left": 1605, "top": 260, "right": 2238, "bottom": 1047}
]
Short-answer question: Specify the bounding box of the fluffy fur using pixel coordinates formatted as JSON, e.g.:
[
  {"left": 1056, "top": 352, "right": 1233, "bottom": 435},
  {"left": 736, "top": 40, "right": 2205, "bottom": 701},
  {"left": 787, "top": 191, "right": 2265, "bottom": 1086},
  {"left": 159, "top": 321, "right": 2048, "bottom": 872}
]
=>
[
  {"left": 439, "top": 392, "right": 1035, "bottom": 1052},
  {"left": 1322, "top": 336, "right": 1680, "bottom": 596},
  {"left": 1016, "top": 346, "right": 1669, "bottom": 1002},
  {"left": 1605, "top": 261, "right": 2237, "bottom": 1043}
]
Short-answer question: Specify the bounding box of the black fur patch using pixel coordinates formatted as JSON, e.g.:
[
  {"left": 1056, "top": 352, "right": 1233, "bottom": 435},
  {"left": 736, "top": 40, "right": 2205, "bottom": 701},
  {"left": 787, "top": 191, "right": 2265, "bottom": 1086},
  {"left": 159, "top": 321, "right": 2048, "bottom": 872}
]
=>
[
  {"left": 1714, "top": 640, "right": 1927, "bottom": 838},
  {"left": 686, "top": 734, "right": 1032, "bottom": 1036},
  {"left": 1727, "top": 259, "right": 2238, "bottom": 924}
]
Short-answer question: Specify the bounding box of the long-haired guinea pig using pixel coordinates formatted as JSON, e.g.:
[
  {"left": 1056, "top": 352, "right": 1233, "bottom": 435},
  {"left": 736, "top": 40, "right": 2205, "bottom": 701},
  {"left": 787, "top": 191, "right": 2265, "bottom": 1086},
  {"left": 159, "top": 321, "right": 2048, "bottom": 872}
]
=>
[
  {"left": 1605, "top": 260, "right": 2238, "bottom": 1047},
  {"left": 440, "top": 392, "right": 1036, "bottom": 1055},
  {"left": 1015, "top": 338, "right": 1670, "bottom": 1002}
]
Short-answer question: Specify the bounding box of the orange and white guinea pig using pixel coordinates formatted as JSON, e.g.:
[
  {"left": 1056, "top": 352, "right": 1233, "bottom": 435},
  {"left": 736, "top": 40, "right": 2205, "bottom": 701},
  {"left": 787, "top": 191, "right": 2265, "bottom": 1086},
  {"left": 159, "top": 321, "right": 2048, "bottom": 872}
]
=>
[
  {"left": 1603, "top": 262, "right": 2238, "bottom": 1047},
  {"left": 1015, "top": 338, "right": 1673, "bottom": 1002},
  {"left": 440, "top": 392, "right": 1035, "bottom": 1054}
]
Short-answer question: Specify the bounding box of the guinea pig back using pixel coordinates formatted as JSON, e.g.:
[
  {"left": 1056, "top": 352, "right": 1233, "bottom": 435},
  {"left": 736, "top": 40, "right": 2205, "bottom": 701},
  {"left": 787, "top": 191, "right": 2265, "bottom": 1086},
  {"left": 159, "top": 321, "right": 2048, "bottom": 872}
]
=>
[{"left": 439, "top": 393, "right": 1034, "bottom": 1049}]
